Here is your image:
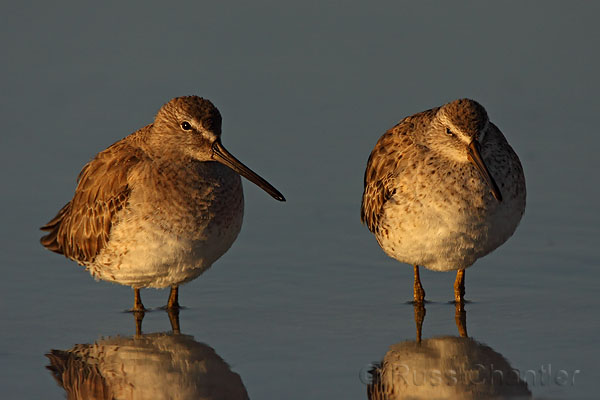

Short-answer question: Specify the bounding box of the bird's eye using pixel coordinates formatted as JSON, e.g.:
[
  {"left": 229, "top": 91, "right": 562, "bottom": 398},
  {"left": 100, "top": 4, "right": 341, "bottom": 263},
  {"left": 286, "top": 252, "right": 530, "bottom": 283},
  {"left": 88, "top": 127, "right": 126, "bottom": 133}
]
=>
[
  {"left": 181, "top": 121, "right": 192, "bottom": 131},
  {"left": 445, "top": 128, "right": 455, "bottom": 136}
]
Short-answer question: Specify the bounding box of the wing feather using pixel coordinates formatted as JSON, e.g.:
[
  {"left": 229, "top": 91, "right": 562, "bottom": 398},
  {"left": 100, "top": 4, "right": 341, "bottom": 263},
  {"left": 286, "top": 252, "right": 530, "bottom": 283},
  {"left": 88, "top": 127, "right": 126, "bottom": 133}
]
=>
[
  {"left": 361, "top": 110, "right": 434, "bottom": 233},
  {"left": 40, "top": 139, "right": 143, "bottom": 264}
]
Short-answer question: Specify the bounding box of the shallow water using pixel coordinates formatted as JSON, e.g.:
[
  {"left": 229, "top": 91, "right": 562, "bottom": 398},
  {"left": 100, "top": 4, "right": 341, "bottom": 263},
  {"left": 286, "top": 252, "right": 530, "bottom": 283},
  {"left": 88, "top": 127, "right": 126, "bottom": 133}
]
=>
[{"left": 1, "top": 2, "right": 599, "bottom": 399}]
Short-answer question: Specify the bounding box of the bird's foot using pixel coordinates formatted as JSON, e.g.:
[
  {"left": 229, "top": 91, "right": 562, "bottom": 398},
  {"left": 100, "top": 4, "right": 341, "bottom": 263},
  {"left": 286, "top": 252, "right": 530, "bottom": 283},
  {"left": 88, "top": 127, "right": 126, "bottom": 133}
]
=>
[
  {"left": 413, "top": 264, "right": 426, "bottom": 304},
  {"left": 166, "top": 286, "right": 180, "bottom": 310},
  {"left": 132, "top": 288, "right": 146, "bottom": 312},
  {"left": 413, "top": 284, "right": 426, "bottom": 304},
  {"left": 453, "top": 269, "right": 466, "bottom": 304}
]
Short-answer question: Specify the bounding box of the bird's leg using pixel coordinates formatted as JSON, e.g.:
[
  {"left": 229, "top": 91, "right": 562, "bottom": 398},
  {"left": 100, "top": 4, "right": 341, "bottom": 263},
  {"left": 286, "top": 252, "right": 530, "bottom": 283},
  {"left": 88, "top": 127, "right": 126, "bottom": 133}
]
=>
[
  {"left": 133, "top": 288, "right": 146, "bottom": 312},
  {"left": 167, "top": 307, "right": 181, "bottom": 334},
  {"left": 134, "top": 310, "right": 145, "bottom": 337},
  {"left": 167, "top": 286, "right": 180, "bottom": 309},
  {"left": 454, "top": 269, "right": 466, "bottom": 303},
  {"left": 414, "top": 302, "right": 426, "bottom": 343},
  {"left": 413, "top": 265, "right": 426, "bottom": 303},
  {"left": 454, "top": 301, "right": 468, "bottom": 337}
]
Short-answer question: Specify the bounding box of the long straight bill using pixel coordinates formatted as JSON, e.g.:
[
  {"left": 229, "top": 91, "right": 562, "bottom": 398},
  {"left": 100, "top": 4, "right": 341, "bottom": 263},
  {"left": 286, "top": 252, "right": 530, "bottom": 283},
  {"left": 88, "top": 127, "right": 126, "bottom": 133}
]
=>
[
  {"left": 467, "top": 141, "right": 502, "bottom": 202},
  {"left": 212, "top": 139, "right": 286, "bottom": 201}
]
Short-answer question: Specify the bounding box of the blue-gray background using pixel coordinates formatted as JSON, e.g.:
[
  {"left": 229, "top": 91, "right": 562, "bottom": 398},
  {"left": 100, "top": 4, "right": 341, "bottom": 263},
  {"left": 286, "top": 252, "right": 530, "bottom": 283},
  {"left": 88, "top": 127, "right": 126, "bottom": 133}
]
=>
[{"left": 1, "top": 1, "right": 598, "bottom": 399}]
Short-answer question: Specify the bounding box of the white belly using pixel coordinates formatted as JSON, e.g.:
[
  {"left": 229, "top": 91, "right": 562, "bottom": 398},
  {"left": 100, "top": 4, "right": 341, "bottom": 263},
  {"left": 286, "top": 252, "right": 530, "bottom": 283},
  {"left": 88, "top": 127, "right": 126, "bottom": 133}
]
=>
[
  {"left": 377, "top": 195, "right": 523, "bottom": 271},
  {"left": 90, "top": 210, "right": 243, "bottom": 288}
]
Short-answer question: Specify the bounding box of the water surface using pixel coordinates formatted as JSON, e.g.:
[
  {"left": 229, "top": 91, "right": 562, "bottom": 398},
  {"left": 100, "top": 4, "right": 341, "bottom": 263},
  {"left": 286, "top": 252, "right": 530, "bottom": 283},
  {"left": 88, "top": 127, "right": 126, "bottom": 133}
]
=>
[{"left": 1, "top": 2, "right": 598, "bottom": 399}]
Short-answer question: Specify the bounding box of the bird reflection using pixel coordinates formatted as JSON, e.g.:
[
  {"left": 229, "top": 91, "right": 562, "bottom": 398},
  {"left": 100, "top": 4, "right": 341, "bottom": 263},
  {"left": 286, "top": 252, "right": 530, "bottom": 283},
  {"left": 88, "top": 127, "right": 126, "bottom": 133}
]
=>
[
  {"left": 46, "top": 311, "right": 249, "bottom": 400},
  {"left": 367, "top": 304, "right": 531, "bottom": 400}
]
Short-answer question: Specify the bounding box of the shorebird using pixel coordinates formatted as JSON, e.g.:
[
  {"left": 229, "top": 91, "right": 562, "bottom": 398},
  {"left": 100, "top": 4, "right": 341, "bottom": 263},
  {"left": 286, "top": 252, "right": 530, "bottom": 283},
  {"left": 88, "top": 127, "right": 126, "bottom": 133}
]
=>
[
  {"left": 41, "top": 96, "right": 285, "bottom": 311},
  {"left": 361, "top": 99, "right": 525, "bottom": 303}
]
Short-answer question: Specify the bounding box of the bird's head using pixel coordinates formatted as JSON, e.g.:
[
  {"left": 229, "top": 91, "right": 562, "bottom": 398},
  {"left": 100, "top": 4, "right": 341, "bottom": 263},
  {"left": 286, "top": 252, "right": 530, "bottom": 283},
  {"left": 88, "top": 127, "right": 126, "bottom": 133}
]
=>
[
  {"left": 431, "top": 98, "right": 502, "bottom": 202},
  {"left": 152, "top": 96, "right": 285, "bottom": 201}
]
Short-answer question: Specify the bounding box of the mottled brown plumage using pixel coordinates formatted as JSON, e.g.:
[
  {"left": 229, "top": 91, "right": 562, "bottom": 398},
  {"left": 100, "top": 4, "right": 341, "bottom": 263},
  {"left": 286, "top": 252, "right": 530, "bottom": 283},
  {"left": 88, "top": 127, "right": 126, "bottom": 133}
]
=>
[
  {"left": 40, "top": 140, "right": 141, "bottom": 263},
  {"left": 41, "top": 96, "right": 284, "bottom": 311},
  {"left": 361, "top": 107, "right": 438, "bottom": 233},
  {"left": 361, "top": 99, "right": 525, "bottom": 303}
]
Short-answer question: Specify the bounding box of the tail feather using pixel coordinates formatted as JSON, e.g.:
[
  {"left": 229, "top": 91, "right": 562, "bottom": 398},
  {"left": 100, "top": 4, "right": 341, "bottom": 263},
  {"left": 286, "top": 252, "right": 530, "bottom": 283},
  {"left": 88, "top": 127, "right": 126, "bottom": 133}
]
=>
[{"left": 40, "top": 202, "right": 71, "bottom": 255}]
